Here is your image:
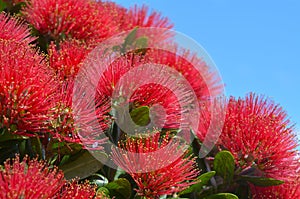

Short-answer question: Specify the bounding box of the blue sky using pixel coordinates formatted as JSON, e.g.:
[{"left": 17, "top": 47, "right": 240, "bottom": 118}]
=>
[{"left": 114, "top": 0, "right": 300, "bottom": 140}]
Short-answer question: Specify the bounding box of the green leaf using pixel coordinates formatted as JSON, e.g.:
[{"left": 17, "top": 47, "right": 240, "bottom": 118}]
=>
[
  {"left": 168, "top": 198, "right": 189, "bottom": 199},
  {"left": 59, "top": 150, "right": 107, "bottom": 180},
  {"left": 0, "top": 140, "right": 19, "bottom": 163},
  {"left": 134, "top": 36, "right": 148, "bottom": 49},
  {"left": 0, "top": 128, "right": 28, "bottom": 142},
  {"left": 124, "top": 27, "right": 138, "bottom": 47},
  {"left": 112, "top": 45, "right": 121, "bottom": 52},
  {"left": 89, "top": 174, "right": 109, "bottom": 188},
  {"left": 179, "top": 171, "right": 216, "bottom": 195},
  {"left": 97, "top": 187, "right": 110, "bottom": 197},
  {"left": 0, "top": 0, "right": 7, "bottom": 12},
  {"left": 236, "top": 183, "right": 251, "bottom": 199},
  {"left": 204, "top": 193, "right": 239, "bottom": 199},
  {"left": 213, "top": 150, "right": 235, "bottom": 183},
  {"left": 105, "top": 178, "right": 131, "bottom": 199},
  {"left": 240, "top": 175, "right": 284, "bottom": 187},
  {"left": 51, "top": 142, "right": 82, "bottom": 155},
  {"left": 30, "top": 136, "right": 43, "bottom": 158},
  {"left": 130, "top": 106, "right": 150, "bottom": 126},
  {"left": 114, "top": 169, "right": 127, "bottom": 181}
]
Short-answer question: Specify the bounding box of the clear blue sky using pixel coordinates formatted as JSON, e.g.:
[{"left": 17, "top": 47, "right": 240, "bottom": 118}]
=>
[{"left": 114, "top": 0, "right": 300, "bottom": 141}]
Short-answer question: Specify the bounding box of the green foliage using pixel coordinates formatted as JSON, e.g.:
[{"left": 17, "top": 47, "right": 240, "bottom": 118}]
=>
[
  {"left": 50, "top": 142, "right": 82, "bottom": 155},
  {"left": 124, "top": 27, "right": 138, "bottom": 48},
  {"left": 104, "top": 178, "right": 132, "bottom": 199},
  {"left": 235, "top": 183, "right": 251, "bottom": 199},
  {"left": 0, "top": 128, "right": 28, "bottom": 142},
  {"left": 0, "top": 0, "right": 7, "bottom": 12},
  {"left": 240, "top": 175, "right": 284, "bottom": 187},
  {"left": 130, "top": 106, "right": 150, "bottom": 126},
  {"left": 213, "top": 151, "right": 235, "bottom": 183},
  {"left": 179, "top": 171, "right": 216, "bottom": 195},
  {"left": 112, "top": 27, "right": 148, "bottom": 55},
  {"left": 97, "top": 187, "right": 111, "bottom": 198},
  {"left": 204, "top": 193, "right": 239, "bottom": 199},
  {"left": 88, "top": 174, "right": 109, "bottom": 188},
  {"left": 59, "top": 150, "right": 107, "bottom": 180}
]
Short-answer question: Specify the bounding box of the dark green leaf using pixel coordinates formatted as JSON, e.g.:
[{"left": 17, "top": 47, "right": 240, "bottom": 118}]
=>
[
  {"left": 59, "top": 150, "right": 107, "bottom": 180},
  {"left": 105, "top": 178, "right": 131, "bottom": 199},
  {"left": 58, "top": 155, "right": 70, "bottom": 165},
  {"left": 51, "top": 142, "right": 82, "bottom": 155},
  {"left": 30, "top": 137, "right": 43, "bottom": 158},
  {"left": 213, "top": 150, "right": 235, "bottom": 183},
  {"left": 168, "top": 198, "right": 189, "bottom": 199},
  {"left": 179, "top": 171, "right": 216, "bottom": 195},
  {"left": 130, "top": 106, "right": 150, "bottom": 126},
  {"left": 204, "top": 193, "right": 239, "bottom": 199},
  {"left": 236, "top": 183, "right": 251, "bottom": 199},
  {"left": 0, "top": 141, "right": 19, "bottom": 163},
  {"left": 0, "top": 0, "right": 7, "bottom": 12},
  {"left": 0, "top": 128, "right": 28, "bottom": 142},
  {"left": 240, "top": 175, "right": 284, "bottom": 187}
]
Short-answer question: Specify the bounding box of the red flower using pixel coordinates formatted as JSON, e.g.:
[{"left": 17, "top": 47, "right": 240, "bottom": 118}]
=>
[
  {"left": 94, "top": 47, "right": 221, "bottom": 132},
  {"left": 0, "top": 39, "right": 55, "bottom": 137},
  {"left": 48, "top": 39, "right": 107, "bottom": 148},
  {"left": 0, "top": 155, "right": 65, "bottom": 199},
  {"left": 48, "top": 81, "right": 108, "bottom": 149},
  {"left": 59, "top": 180, "right": 105, "bottom": 199},
  {"left": 219, "top": 93, "right": 299, "bottom": 182},
  {"left": 121, "top": 5, "right": 173, "bottom": 38},
  {"left": 96, "top": 0, "right": 127, "bottom": 33},
  {"left": 0, "top": 155, "right": 104, "bottom": 199},
  {"left": 23, "top": 0, "right": 120, "bottom": 43},
  {"left": 111, "top": 131, "right": 199, "bottom": 198},
  {"left": 0, "top": 13, "right": 35, "bottom": 44},
  {"left": 48, "top": 39, "right": 91, "bottom": 81},
  {"left": 125, "top": 6, "right": 173, "bottom": 30},
  {"left": 250, "top": 154, "right": 300, "bottom": 199},
  {"left": 119, "top": 6, "right": 174, "bottom": 45},
  {"left": 251, "top": 174, "right": 300, "bottom": 199}
]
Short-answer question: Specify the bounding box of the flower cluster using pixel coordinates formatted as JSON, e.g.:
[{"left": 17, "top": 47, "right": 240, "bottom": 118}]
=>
[
  {"left": 0, "top": 0, "right": 299, "bottom": 198},
  {"left": 197, "top": 93, "right": 299, "bottom": 198},
  {"left": 219, "top": 94, "right": 298, "bottom": 178},
  {"left": 0, "top": 156, "right": 102, "bottom": 199},
  {"left": 0, "top": 14, "right": 55, "bottom": 137},
  {"left": 111, "top": 131, "right": 199, "bottom": 198}
]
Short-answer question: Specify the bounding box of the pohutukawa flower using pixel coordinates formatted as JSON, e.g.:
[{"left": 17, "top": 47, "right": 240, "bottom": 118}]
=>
[
  {"left": 0, "top": 39, "right": 55, "bottom": 137},
  {"left": 23, "top": 0, "right": 120, "bottom": 43},
  {"left": 250, "top": 166, "right": 300, "bottom": 199},
  {"left": 218, "top": 93, "right": 299, "bottom": 182},
  {"left": 0, "top": 13, "right": 35, "bottom": 44},
  {"left": 0, "top": 155, "right": 65, "bottom": 199},
  {"left": 58, "top": 180, "right": 104, "bottom": 199},
  {"left": 48, "top": 40, "right": 107, "bottom": 148},
  {"left": 120, "top": 6, "right": 174, "bottom": 43},
  {"left": 125, "top": 6, "right": 173, "bottom": 30},
  {"left": 250, "top": 154, "right": 300, "bottom": 198},
  {"left": 95, "top": 0, "right": 127, "bottom": 35},
  {"left": 48, "top": 39, "right": 91, "bottom": 81},
  {"left": 111, "top": 131, "right": 200, "bottom": 198},
  {"left": 48, "top": 81, "right": 108, "bottom": 149},
  {"left": 95, "top": 46, "right": 221, "bottom": 132}
]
